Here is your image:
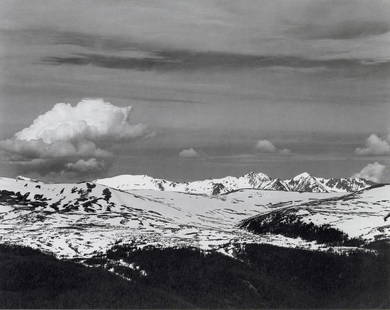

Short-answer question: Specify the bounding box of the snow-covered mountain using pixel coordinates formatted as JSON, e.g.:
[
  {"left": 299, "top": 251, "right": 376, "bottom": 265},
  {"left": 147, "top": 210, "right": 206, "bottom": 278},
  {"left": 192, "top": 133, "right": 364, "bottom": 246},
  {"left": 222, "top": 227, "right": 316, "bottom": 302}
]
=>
[
  {"left": 317, "top": 176, "right": 375, "bottom": 192},
  {"left": 95, "top": 172, "right": 374, "bottom": 195},
  {"left": 240, "top": 184, "right": 390, "bottom": 243},
  {"left": 286, "top": 172, "right": 329, "bottom": 193},
  {"left": 0, "top": 176, "right": 388, "bottom": 261},
  {"left": 93, "top": 172, "right": 272, "bottom": 195}
]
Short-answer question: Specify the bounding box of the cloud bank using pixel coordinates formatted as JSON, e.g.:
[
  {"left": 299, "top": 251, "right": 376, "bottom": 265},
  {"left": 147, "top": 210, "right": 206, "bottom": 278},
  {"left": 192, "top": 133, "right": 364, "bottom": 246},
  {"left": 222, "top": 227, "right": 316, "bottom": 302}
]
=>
[
  {"left": 255, "top": 140, "right": 291, "bottom": 155},
  {"left": 355, "top": 133, "right": 390, "bottom": 155},
  {"left": 179, "top": 148, "right": 199, "bottom": 158},
  {"left": 0, "top": 98, "right": 150, "bottom": 176},
  {"left": 352, "top": 162, "right": 386, "bottom": 182}
]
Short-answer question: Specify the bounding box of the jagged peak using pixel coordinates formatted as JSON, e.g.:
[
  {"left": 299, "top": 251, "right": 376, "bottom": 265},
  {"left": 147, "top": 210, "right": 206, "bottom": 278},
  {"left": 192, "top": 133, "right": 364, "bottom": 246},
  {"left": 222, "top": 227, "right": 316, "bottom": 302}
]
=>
[{"left": 243, "top": 171, "right": 270, "bottom": 180}]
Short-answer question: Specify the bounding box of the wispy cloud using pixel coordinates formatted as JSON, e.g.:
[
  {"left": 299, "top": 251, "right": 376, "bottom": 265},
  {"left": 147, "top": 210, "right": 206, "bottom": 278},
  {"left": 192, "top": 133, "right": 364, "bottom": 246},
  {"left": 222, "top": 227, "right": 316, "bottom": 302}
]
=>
[
  {"left": 286, "top": 0, "right": 390, "bottom": 40},
  {"left": 290, "top": 20, "right": 390, "bottom": 40},
  {"left": 41, "top": 50, "right": 390, "bottom": 73}
]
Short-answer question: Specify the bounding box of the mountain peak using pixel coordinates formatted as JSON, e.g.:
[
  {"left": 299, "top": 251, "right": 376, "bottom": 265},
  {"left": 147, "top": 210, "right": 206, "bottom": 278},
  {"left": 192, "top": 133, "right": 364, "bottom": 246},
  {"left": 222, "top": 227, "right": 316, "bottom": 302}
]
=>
[
  {"left": 243, "top": 171, "right": 270, "bottom": 180},
  {"left": 293, "top": 172, "right": 312, "bottom": 179}
]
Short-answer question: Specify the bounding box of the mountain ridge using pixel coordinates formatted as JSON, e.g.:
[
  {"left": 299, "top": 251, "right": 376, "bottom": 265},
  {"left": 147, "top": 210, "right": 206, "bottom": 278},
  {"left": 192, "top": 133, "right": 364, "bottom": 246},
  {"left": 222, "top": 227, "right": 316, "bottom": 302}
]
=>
[{"left": 95, "top": 171, "right": 374, "bottom": 195}]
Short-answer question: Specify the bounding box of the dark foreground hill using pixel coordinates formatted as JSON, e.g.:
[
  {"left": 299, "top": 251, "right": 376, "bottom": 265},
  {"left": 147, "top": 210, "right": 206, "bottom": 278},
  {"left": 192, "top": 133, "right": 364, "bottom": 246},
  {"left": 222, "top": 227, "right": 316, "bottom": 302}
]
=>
[
  {"left": 0, "top": 244, "right": 191, "bottom": 308},
  {"left": 1, "top": 242, "right": 389, "bottom": 308}
]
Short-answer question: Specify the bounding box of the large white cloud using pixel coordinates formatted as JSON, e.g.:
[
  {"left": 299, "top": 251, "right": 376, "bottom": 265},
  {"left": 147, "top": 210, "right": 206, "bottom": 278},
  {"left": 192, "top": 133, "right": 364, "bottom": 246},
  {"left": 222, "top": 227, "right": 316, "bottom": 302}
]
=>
[
  {"left": 355, "top": 133, "right": 390, "bottom": 155},
  {"left": 352, "top": 162, "right": 386, "bottom": 182},
  {"left": 255, "top": 139, "right": 291, "bottom": 155},
  {"left": 15, "top": 98, "right": 148, "bottom": 143},
  {"left": 0, "top": 98, "right": 150, "bottom": 175}
]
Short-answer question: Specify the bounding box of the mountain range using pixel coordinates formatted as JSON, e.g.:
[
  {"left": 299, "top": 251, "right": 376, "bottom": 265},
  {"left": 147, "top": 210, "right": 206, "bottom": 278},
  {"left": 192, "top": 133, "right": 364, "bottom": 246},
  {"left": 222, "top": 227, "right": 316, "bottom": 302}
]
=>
[
  {"left": 95, "top": 171, "right": 374, "bottom": 195},
  {"left": 0, "top": 174, "right": 387, "bottom": 261},
  {"left": 1, "top": 171, "right": 389, "bottom": 309}
]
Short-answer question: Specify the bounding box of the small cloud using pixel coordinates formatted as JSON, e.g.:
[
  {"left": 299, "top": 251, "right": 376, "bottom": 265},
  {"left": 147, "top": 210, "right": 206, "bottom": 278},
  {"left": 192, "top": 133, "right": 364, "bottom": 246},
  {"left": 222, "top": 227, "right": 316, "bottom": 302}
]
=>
[
  {"left": 255, "top": 139, "right": 291, "bottom": 155},
  {"left": 355, "top": 134, "right": 390, "bottom": 155},
  {"left": 65, "top": 158, "right": 106, "bottom": 173},
  {"left": 352, "top": 162, "right": 386, "bottom": 182},
  {"left": 279, "top": 148, "right": 292, "bottom": 155},
  {"left": 179, "top": 148, "right": 199, "bottom": 158},
  {"left": 255, "top": 140, "right": 277, "bottom": 153},
  {"left": 0, "top": 98, "right": 151, "bottom": 175}
]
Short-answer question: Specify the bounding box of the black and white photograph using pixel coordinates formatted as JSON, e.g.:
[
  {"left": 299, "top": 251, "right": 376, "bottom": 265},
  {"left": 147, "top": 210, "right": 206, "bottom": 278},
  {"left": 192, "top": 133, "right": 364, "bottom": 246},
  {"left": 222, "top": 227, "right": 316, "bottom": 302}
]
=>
[{"left": 0, "top": 0, "right": 389, "bottom": 308}]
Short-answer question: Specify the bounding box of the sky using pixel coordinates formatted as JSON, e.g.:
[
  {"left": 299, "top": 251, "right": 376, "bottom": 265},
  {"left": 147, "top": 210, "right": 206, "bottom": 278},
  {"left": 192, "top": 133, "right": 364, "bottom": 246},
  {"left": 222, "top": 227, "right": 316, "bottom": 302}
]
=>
[{"left": 0, "top": 0, "right": 389, "bottom": 182}]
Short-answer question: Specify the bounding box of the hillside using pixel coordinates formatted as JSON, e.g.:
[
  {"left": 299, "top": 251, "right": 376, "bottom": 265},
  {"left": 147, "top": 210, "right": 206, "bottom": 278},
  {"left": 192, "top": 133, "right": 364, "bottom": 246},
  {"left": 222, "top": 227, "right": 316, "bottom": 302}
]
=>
[
  {"left": 0, "top": 176, "right": 348, "bottom": 258},
  {"left": 1, "top": 243, "right": 389, "bottom": 308},
  {"left": 0, "top": 244, "right": 192, "bottom": 308},
  {"left": 240, "top": 184, "right": 390, "bottom": 245}
]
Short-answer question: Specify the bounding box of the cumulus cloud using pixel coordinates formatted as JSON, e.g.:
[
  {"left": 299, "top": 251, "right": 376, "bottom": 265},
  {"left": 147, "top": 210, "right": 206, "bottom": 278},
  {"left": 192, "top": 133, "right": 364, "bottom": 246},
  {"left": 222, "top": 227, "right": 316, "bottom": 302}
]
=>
[
  {"left": 352, "top": 162, "right": 386, "bottom": 182},
  {"left": 179, "top": 148, "right": 199, "bottom": 158},
  {"left": 0, "top": 98, "right": 150, "bottom": 175},
  {"left": 14, "top": 98, "right": 148, "bottom": 142},
  {"left": 355, "top": 133, "right": 390, "bottom": 155},
  {"left": 255, "top": 140, "right": 277, "bottom": 152},
  {"left": 255, "top": 139, "right": 291, "bottom": 155}
]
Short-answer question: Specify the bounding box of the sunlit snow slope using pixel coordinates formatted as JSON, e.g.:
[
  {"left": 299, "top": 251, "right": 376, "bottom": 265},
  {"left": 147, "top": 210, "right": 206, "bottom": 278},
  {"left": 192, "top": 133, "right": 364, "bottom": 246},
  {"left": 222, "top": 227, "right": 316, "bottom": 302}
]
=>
[
  {"left": 0, "top": 176, "right": 388, "bottom": 260},
  {"left": 0, "top": 176, "right": 353, "bottom": 258},
  {"left": 240, "top": 184, "right": 390, "bottom": 243}
]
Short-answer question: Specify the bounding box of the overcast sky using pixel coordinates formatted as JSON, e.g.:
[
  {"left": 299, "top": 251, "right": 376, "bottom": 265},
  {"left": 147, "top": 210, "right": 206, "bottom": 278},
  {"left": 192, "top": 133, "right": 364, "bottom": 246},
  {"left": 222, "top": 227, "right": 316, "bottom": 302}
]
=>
[{"left": 0, "top": 0, "right": 389, "bottom": 182}]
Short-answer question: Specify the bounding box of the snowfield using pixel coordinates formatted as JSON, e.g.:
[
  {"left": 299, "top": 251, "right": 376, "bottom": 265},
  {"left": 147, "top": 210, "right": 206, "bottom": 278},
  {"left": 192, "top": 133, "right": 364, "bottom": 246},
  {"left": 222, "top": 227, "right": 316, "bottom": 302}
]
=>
[
  {"left": 0, "top": 175, "right": 388, "bottom": 260},
  {"left": 239, "top": 184, "right": 390, "bottom": 244}
]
